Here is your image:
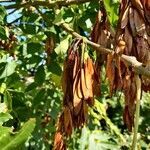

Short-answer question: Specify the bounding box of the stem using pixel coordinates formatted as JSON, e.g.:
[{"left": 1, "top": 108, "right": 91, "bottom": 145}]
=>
[
  {"left": 131, "top": 75, "right": 141, "bottom": 150},
  {"left": 61, "top": 23, "right": 150, "bottom": 78},
  {"left": 35, "top": 8, "right": 150, "bottom": 79},
  {"left": 81, "top": 40, "right": 85, "bottom": 66}
]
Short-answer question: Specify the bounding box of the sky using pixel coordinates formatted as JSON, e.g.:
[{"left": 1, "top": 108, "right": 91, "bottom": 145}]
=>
[{"left": 0, "top": 1, "right": 21, "bottom": 24}]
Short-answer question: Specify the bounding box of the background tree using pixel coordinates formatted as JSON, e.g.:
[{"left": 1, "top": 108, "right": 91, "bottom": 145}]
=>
[{"left": 0, "top": 0, "right": 150, "bottom": 150}]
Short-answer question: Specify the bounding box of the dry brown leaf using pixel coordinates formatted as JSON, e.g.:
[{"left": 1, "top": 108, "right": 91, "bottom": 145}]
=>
[
  {"left": 134, "top": 9, "right": 145, "bottom": 36},
  {"left": 97, "top": 30, "right": 109, "bottom": 47},
  {"left": 121, "top": 6, "right": 129, "bottom": 29},
  {"left": 86, "top": 97, "right": 94, "bottom": 106},
  {"left": 74, "top": 100, "right": 88, "bottom": 128},
  {"left": 54, "top": 132, "right": 66, "bottom": 150},
  {"left": 82, "top": 100, "right": 88, "bottom": 122},
  {"left": 91, "top": 10, "right": 102, "bottom": 43},
  {"left": 131, "top": 0, "right": 144, "bottom": 18},
  {"left": 73, "top": 55, "right": 79, "bottom": 80},
  {"left": 129, "top": 81, "right": 136, "bottom": 110},
  {"left": 73, "top": 70, "right": 82, "bottom": 99},
  {"left": 63, "top": 107, "right": 73, "bottom": 136},
  {"left": 110, "top": 0, "right": 150, "bottom": 131},
  {"left": 147, "top": 35, "right": 150, "bottom": 46},
  {"left": 123, "top": 106, "right": 133, "bottom": 131},
  {"left": 132, "top": 0, "right": 143, "bottom": 10},
  {"left": 123, "top": 74, "right": 137, "bottom": 131},
  {"left": 77, "top": 76, "right": 83, "bottom": 99},
  {"left": 84, "top": 58, "right": 94, "bottom": 90},
  {"left": 73, "top": 70, "right": 82, "bottom": 116},
  {"left": 81, "top": 67, "right": 89, "bottom": 99},
  {"left": 124, "top": 28, "right": 133, "bottom": 55},
  {"left": 93, "top": 64, "right": 101, "bottom": 97},
  {"left": 115, "top": 57, "right": 122, "bottom": 84},
  {"left": 144, "top": 0, "right": 150, "bottom": 23},
  {"left": 73, "top": 90, "right": 82, "bottom": 116},
  {"left": 129, "top": 7, "right": 136, "bottom": 36},
  {"left": 136, "top": 37, "right": 147, "bottom": 62},
  {"left": 106, "top": 53, "right": 115, "bottom": 96}
]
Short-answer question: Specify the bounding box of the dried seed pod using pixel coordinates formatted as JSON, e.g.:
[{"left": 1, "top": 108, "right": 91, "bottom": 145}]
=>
[
  {"left": 109, "top": 0, "right": 150, "bottom": 130},
  {"left": 106, "top": 53, "right": 115, "bottom": 96},
  {"left": 54, "top": 38, "right": 100, "bottom": 149},
  {"left": 54, "top": 132, "right": 66, "bottom": 150},
  {"left": 63, "top": 107, "right": 73, "bottom": 136},
  {"left": 91, "top": 2, "right": 113, "bottom": 96}
]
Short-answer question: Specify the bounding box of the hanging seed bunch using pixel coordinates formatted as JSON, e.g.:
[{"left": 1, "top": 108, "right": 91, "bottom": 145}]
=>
[
  {"left": 106, "top": 0, "right": 150, "bottom": 131},
  {"left": 91, "top": 2, "right": 113, "bottom": 96},
  {"left": 54, "top": 38, "right": 100, "bottom": 150}
]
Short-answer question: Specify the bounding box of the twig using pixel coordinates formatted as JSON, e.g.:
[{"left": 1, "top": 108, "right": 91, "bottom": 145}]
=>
[
  {"left": 131, "top": 75, "right": 141, "bottom": 150},
  {"left": 4, "top": 0, "right": 97, "bottom": 9},
  {"left": 61, "top": 23, "right": 150, "bottom": 78},
  {"left": 61, "top": 23, "right": 112, "bottom": 54},
  {"left": 29, "top": 7, "right": 150, "bottom": 79}
]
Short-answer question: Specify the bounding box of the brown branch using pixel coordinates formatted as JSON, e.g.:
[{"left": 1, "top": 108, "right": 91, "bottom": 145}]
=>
[
  {"left": 61, "top": 23, "right": 150, "bottom": 78},
  {"left": 61, "top": 23, "right": 112, "bottom": 54},
  {"left": 4, "top": 0, "right": 97, "bottom": 10}
]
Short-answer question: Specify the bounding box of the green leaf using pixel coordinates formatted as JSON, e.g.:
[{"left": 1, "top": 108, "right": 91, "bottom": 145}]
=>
[
  {"left": 27, "top": 42, "right": 42, "bottom": 54},
  {"left": 0, "top": 83, "right": 6, "bottom": 94},
  {"left": 28, "top": 13, "right": 40, "bottom": 23},
  {"left": 33, "top": 89, "right": 46, "bottom": 106},
  {"left": 0, "top": 61, "right": 17, "bottom": 79},
  {"left": 48, "top": 61, "right": 62, "bottom": 75},
  {"left": 28, "top": 55, "right": 42, "bottom": 65},
  {"left": 89, "top": 131, "right": 118, "bottom": 150},
  {"left": 103, "top": 0, "right": 119, "bottom": 27},
  {"left": 25, "top": 82, "right": 38, "bottom": 92},
  {"left": 4, "top": 90, "right": 12, "bottom": 111},
  {"left": 20, "top": 23, "right": 39, "bottom": 35},
  {"left": 0, "top": 62, "right": 6, "bottom": 75},
  {"left": 0, "top": 113, "right": 12, "bottom": 125},
  {"left": 0, "top": 126, "right": 12, "bottom": 135},
  {"left": 91, "top": 100, "right": 126, "bottom": 143},
  {"left": 0, "top": 118, "right": 36, "bottom": 150},
  {"left": 0, "top": 26, "right": 8, "bottom": 40},
  {"left": 79, "top": 127, "right": 90, "bottom": 150},
  {"left": 53, "top": 10, "right": 65, "bottom": 25},
  {"left": 0, "top": 103, "right": 7, "bottom": 113},
  {"left": 0, "top": 6, "right": 6, "bottom": 23},
  {"left": 51, "top": 74, "right": 61, "bottom": 88},
  {"left": 54, "top": 35, "right": 71, "bottom": 54},
  {"left": 35, "top": 65, "right": 45, "bottom": 85}
]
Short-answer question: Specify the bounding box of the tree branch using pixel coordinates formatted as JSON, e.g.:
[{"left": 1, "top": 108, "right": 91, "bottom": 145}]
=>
[
  {"left": 61, "top": 23, "right": 112, "bottom": 54},
  {"left": 4, "top": 0, "right": 97, "bottom": 10},
  {"left": 61, "top": 23, "right": 150, "bottom": 78},
  {"left": 35, "top": 7, "right": 150, "bottom": 78}
]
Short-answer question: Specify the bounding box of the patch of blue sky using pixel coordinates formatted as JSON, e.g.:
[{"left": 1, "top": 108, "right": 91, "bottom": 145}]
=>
[
  {"left": 0, "top": 1, "right": 21, "bottom": 23},
  {"left": 7, "top": 9, "right": 22, "bottom": 23}
]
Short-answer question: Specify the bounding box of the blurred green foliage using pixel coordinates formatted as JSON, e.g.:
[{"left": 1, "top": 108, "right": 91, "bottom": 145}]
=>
[{"left": 0, "top": 1, "right": 149, "bottom": 150}]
